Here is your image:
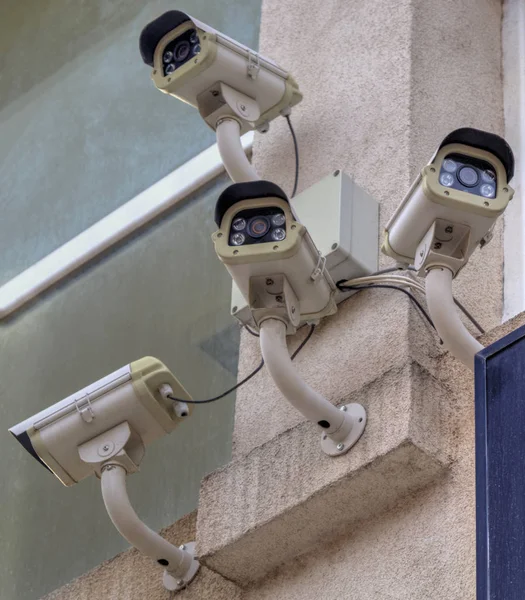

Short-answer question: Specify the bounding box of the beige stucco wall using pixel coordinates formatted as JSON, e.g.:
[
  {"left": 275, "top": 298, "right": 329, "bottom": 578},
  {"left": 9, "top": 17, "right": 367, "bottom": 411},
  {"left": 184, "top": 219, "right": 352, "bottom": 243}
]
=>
[{"left": 44, "top": 0, "right": 514, "bottom": 599}]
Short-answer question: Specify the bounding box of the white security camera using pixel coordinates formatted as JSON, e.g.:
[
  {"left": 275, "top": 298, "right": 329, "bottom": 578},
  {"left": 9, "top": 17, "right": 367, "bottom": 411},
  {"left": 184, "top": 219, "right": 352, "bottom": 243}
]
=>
[
  {"left": 382, "top": 128, "right": 515, "bottom": 370},
  {"left": 139, "top": 10, "right": 302, "bottom": 134},
  {"left": 383, "top": 127, "right": 515, "bottom": 276},
  {"left": 212, "top": 181, "right": 337, "bottom": 331},
  {"left": 10, "top": 357, "right": 200, "bottom": 592},
  {"left": 212, "top": 181, "right": 367, "bottom": 457}
]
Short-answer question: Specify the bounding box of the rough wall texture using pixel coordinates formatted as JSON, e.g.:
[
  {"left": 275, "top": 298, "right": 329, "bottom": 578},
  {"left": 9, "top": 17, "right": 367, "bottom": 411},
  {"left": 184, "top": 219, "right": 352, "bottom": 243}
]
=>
[
  {"left": 223, "top": 0, "right": 505, "bottom": 598},
  {"left": 41, "top": 512, "right": 242, "bottom": 600}
]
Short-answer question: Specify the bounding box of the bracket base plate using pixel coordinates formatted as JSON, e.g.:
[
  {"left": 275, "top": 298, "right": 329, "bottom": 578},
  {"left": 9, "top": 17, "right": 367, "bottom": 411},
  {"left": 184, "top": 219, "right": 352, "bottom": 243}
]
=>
[
  {"left": 320, "top": 403, "right": 367, "bottom": 456},
  {"left": 163, "top": 541, "right": 200, "bottom": 592}
]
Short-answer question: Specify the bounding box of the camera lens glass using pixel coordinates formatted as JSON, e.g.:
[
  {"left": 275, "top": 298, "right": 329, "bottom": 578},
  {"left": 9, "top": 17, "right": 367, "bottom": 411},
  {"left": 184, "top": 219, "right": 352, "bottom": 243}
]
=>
[
  {"left": 457, "top": 166, "right": 479, "bottom": 187},
  {"left": 442, "top": 159, "right": 457, "bottom": 173},
  {"left": 271, "top": 213, "right": 286, "bottom": 227},
  {"left": 480, "top": 184, "right": 496, "bottom": 198},
  {"left": 230, "top": 233, "right": 246, "bottom": 246},
  {"left": 174, "top": 40, "right": 191, "bottom": 62},
  {"left": 163, "top": 50, "right": 174, "bottom": 63},
  {"left": 232, "top": 218, "right": 246, "bottom": 231},
  {"left": 271, "top": 228, "right": 286, "bottom": 242},
  {"left": 481, "top": 169, "right": 496, "bottom": 183},
  {"left": 165, "top": 63, "right": 176, "bottom": 74},
  {"left": 247, "top": 216, "right": 270, "bottom": 238}
]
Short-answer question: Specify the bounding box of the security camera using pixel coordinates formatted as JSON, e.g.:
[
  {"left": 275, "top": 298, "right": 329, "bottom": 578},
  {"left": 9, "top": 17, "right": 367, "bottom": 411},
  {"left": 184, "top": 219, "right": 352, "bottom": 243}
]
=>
[
  {"left": 10, "top": 356, "right": 191, "bottom": 486},
  {"left": 382, "top": 128, "right": 515, "bottom": 370},
  {"left": 383, "top": 127, "right": 515, "bottom": 276},
  {"left": 10, "top": 357, "right": 200, "bottom": 591},
  {"left": 139, "top": 10, "right": 302, "bottom": 134},
  {"left": 212, "top": 180, "right": 337, "bottom": 331},
  {"left": 212, "top": 180, "right": 366, "bottom": 456}
]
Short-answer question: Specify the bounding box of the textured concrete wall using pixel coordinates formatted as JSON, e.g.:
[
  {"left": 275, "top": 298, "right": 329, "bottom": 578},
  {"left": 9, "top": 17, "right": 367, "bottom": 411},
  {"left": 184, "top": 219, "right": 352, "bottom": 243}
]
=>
[
  {"left": 217, "top": 0, "right": 505, "bottom": 598},
  {"left": 42, "top": 512, "right": 243, "bottom": 600}
]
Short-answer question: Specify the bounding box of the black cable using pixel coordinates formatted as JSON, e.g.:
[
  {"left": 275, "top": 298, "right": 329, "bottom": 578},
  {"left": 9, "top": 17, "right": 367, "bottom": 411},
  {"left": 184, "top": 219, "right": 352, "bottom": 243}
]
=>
[
  {"left": 243, "top": 325, "right": 260, "bottom": 338},
  {"left": 337, "top": 282, "right": 437, "bottom": 332},
  {"left": 285, "top": 115, "right": 299, "bottom": 198},
  {"left": 167, "top": 325, "right": 315, "bottom": 405},
  {"left": 291, "top": 324, "right": 315, "bottom": 359}
]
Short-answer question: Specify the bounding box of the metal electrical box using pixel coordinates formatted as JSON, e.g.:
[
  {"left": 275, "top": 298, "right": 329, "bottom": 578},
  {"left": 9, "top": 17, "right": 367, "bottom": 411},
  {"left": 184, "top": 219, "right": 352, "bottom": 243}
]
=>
[{"left": 231, "top": 170, "right": 379, "bottom": 326}]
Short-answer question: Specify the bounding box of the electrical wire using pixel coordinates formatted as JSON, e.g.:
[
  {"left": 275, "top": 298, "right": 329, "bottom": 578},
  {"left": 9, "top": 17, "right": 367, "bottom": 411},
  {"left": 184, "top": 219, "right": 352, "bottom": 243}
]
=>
[
  {"left": 347, "top": 268, "right": 485, "bottom": 334},
  {"left": 167, "top": 325, "right": 316, "bottom": 405},
  {"left": 285, "top": 115, "right": 299, "bottom": 198},
  {"left": 337, "top": 281, "right": 437, "bottom": 332}
]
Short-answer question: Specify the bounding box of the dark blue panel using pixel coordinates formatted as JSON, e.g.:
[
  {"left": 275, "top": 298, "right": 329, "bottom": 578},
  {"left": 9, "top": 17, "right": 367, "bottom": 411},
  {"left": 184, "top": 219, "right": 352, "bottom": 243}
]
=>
[{"left": 476, "top": 324, "right": 525, "bottom": 599}]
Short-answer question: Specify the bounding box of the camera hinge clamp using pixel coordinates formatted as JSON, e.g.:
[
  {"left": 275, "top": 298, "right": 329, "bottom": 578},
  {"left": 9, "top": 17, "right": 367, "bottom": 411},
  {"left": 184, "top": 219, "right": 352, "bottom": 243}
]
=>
[
  {"left": 311, "top": 253, "right": 327, "bottom": 282},
  {"left": 415, "top": 219, "right": 471, "bottom": 277},
  {"left": 75, "top": 393, "right": 95, "bottom": 423},
  {"left": 248, "top": 274, "right": 300, "bottom": 334},
  {"left": 247, "top": 51, "right": 260, "bottom": 80}
]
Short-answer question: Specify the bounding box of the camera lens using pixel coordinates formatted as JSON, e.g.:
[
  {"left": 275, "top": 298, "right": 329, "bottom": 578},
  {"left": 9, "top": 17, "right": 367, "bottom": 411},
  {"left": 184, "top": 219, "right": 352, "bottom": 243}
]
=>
[
  {"left": 443, "top": 159, "right": 457, "bottom": 173},
  {"left": 231, "top": 233, "right": 246, "bottom": 246},
  {"left": 192, "top": 44, "right": 201, "bottom": 55},
  {"left": 271, "top": 228, "right": 286, "bottom": 242},
  {"left": 174, "top": 40, "right": 191, "bottom": 62},
  {"left": 247, "top": 216, "right": 270, "bottom": 238},
  {"left": 163, "top": 50, "right": 174, "bottom": 63},
  {"left": 232, "top": 218, "right": 246, "bottom": 231},
  {"left": 165, "top": 63, "right": 176, "bottom": 74},
  {"left": 190, "top": 31, "right": 199, "bottom": 44},
  {"left": 457, "top": 166, "right": 479, "bottom": 187},
  {"left": 271, "top": 213, "right": 286, "bottom": 227},
  {"left": 481, "top": 169, "right": 496, "bottom": 183},
  {"left": 480, "top": 184, "right": 495, "bottom": 198},
  {"left": 439, "top": 173, "right": 454, "bottom": 187}
]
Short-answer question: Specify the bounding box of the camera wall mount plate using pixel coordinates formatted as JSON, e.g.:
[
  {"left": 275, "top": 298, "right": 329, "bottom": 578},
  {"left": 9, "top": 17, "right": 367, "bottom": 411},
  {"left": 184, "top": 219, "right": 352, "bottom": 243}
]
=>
[
  {"left": 320, "top": 403, "right": 367, "bottom": 456},
  {"left": 163, "top": 541, "right": 200, "bottom": 592}
]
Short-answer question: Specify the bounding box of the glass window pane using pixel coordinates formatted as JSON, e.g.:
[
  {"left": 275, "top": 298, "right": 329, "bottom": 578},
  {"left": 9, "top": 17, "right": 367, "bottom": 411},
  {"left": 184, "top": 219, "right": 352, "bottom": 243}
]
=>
[{"left": 0, "top": 1, "right": 261, "bottom": 598}]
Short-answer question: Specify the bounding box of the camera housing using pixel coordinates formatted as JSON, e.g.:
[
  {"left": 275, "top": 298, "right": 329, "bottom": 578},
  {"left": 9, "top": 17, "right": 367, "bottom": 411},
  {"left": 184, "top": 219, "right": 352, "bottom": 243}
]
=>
[
  {"left": 212, "top": 181, "right": 337, "bottom": 331},
  {"left": 139, "top": 10, "right": 302, "bottom": 132},
  {"left": 382, "top": 128, "right": 515, "bottom": 275},
  {"left": 9, "top": 357, "right": 192, "bottom": 486}
]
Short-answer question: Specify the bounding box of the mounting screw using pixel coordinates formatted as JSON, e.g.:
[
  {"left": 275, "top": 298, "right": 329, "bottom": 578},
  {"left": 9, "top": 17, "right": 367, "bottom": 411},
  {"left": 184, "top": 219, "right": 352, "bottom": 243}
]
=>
[
  {"left": 322, "top": 433, "right": 327, "bottom": 440},
  {"left": 276, "top": 295, "right": 283, "bottom": 303},
  {"left": 340, "top": 405, "right": 347, "bottom": 412},
  {"left": 266, "top": 278, "right": 274, "bottom": 286},
  {"left": 336, "top": 443, "right": 345, "bottom": 451},
  {"left": 176, "top": 579, "right": 184, "bottom": 587},
  {"left": 433, "top": 242, "right": 442, "bottom": 250},
  {"left": 211, "top": 90, "right": 219, "bottom": 97},
  {"left": 179, "top": 544, "right": 186, "bottom": 551},
  {"left": 102, "top": 444, "right": 110, "bottom": 452},
  {"left": 240, "top": 104, "right": 246, "bottom": 112},
  {"left": 445, "top": 226, "right": 453, "bottom": 233},
  {"left": 419, "top": 250, "right": 424, "bottom": 257},
  {"left": 291, "top": 306, "right": 296, "bottom": 314}
]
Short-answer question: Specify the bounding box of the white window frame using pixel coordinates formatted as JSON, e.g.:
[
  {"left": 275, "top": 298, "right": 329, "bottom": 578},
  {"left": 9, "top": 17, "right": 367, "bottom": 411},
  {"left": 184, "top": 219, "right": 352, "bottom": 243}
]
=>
[
  {"left": 503, "top": 0, "right": 525, "bottom": 320},
  {"left": 0, "top": 133, "right": 254, "bottom": 319}
]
